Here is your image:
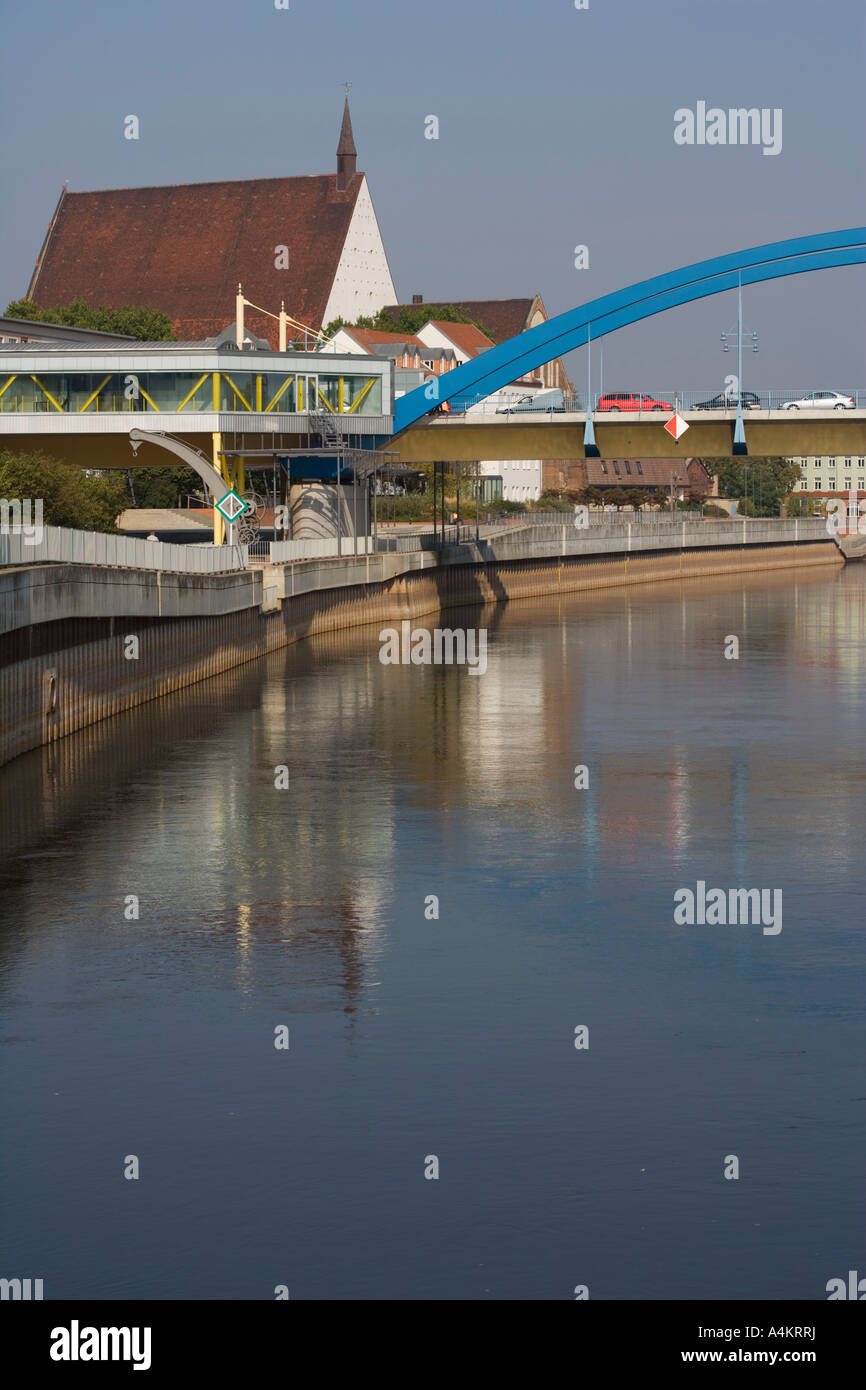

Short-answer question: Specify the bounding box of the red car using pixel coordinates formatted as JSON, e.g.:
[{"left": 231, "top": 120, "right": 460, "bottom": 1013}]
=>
[{"left": 597, "top": 391, "right": 672, "bottom": 412}]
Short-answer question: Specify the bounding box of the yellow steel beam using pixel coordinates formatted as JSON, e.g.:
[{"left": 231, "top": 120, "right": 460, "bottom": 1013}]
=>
[
  {"left": 265, "top": 374, "right": 295, "bottom": 413},
  {"left": 176, "top": 373, "right": 209, "bottom": 412},
  {"left": 316, "top": 387, "right": 335, "bottom": 412},
  {"left": 221, "top": 373, "right": 252, "bottom": 411},
  {"left": 30, "top": 375, "right": 64, "bottom": 411},
  {"left": 78, "top": 375, "right": 111, "bottom": 413},
  {"left": 255, "top": 375, "right": 262, "bottom": 412},
  {"left": 0, "top": 375, "right": 17, "bottom": 400},
  {"left": 136, "top": 385, "right": 160, "bottom": 412},
  {"left": 347, "top": 377, "right": 375, "bottom": 414},
  {"left": 212, "top": 431, "right": 225, "bottom": 544}
]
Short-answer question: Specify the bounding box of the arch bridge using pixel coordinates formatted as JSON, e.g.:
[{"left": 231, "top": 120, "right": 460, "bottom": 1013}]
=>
[{"left": 391, "top": 228, "right": 866, "bottom": 460}]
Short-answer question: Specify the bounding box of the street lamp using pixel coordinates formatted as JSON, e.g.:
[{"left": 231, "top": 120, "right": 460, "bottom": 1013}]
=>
[
  {"left": 669, "top": 471, "right": 682, "bottom": 511},
  {"left": 720, "top": 274, "right": 759, "bottom": 456}
]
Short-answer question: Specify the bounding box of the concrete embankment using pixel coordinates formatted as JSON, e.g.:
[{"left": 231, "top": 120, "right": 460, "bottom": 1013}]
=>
[{"left": 0, "top": 525, "right": 842, "bottom": 767}]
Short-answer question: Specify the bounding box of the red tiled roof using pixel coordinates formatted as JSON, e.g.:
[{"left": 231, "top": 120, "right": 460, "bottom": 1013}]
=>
[
  {"left": 28, "top": 173, "right": 364, "bottom": 347},
  {"left": 345, "top": 326, "right": 425, "bottom": 348},
  {"left": 382, "top": 298, "right": 535, "bottom": 343},
  {"left": 425, "top": 320, "right": 495, "bottom": 356},
  {"left": 585, "top": 458, "right": 710, "bottom": 486}
]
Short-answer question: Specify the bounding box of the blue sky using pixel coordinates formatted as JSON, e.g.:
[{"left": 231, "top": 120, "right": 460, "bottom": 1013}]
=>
[{"left": 2, "top": 0, "right": 864, "bottom": 389}]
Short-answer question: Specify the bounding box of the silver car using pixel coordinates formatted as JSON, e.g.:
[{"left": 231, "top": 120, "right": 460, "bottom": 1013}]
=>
[{"left": 783, "top": 390, "right": 854, "bottom": 411}]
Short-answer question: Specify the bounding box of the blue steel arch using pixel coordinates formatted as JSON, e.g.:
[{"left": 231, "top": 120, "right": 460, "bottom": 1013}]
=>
[{"left": 392, "top": 228, "right": 866, "bottom": 434}]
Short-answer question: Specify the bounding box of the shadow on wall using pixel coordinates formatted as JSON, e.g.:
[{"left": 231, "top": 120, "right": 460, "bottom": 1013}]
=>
[{"left": 289, "top": 484, "right": 368, "bottom": 541}]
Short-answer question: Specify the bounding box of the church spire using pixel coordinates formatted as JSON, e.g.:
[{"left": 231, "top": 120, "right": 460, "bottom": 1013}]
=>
[{"left": 336, "top": 94, "right": 357, "bottom": 191}]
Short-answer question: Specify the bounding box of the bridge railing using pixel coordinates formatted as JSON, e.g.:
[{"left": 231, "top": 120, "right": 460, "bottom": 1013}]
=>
[
  {"left": 0, "top": 524, "right": 249, "bottom": 573},
  {"left": 446, "top": 389, "right": 866, "bottom": 416}
]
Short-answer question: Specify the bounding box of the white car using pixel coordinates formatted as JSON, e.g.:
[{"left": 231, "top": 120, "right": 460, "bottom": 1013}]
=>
[{"left": 783, "top": 390, "right": 854, "bottom": 411}]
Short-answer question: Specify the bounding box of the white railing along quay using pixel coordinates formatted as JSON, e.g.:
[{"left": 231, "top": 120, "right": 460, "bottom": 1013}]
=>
[
  {"left": 0, "top": 524, "right": 248, "bottom": 574},
  {"left": 487, "top": 516, "right": 830, "bottom": 556},
  {"left": 269, "top": 536, "right": 374, "bottom": 563}
]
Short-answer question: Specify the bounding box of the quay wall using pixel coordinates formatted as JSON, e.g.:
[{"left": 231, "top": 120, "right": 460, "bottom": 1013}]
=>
[{"left": 0, "top": 536, "right": 842, "bottom": 767}]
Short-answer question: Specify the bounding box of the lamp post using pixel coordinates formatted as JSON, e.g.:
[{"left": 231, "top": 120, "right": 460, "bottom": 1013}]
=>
[
  {"left": 721, "top": 275, "right": 758, "bottom": 457},
  {"left": 669, "top": 471, "right": 682, "bottom": 511},
  {"left": 583, "top": 322, "right": 600, "bottom": 458}
]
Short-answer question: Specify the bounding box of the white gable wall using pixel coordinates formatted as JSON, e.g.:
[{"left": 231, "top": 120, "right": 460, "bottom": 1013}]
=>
[
  {"left": 321, "top": 177, "right": 397, "bottom": 327},
  {"left": 320, "top": 327, "right": 371, "bottom": 355},
  {"left": 414, "top": 322, "right": 471, "bottom": 363}
]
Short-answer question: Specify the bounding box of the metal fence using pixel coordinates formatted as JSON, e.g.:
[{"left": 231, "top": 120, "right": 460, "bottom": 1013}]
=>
[
  {"left": 506, "top": 516, "right": 829, "bottom": 544},
  {"left": 268, "top": 536, "right": 375, "bottom": 563},
  {"left": 512, "top": 510, "right": 693, "bottom": 527},
  {"left": 0, "top": 524, "right": 248, "bottom": 573},
  {"left": 454, "top": 389, "right": 866, "bottom": 416}
]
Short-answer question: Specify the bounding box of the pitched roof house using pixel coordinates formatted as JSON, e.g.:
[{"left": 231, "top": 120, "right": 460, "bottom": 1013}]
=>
[
  {"left": 25, "top": 101, "right": 396, "bottom": 349},
  {"left": 381, "top": 295, "right": 571, "bottom": 391},
  {"left": 325, "top": 324, "right": 460, "bottom": 373}
]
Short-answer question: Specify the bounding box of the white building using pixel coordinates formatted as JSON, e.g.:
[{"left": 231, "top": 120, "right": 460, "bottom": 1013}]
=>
[{"left": 791, "top": 455, "right": 866, "bottom": 493}]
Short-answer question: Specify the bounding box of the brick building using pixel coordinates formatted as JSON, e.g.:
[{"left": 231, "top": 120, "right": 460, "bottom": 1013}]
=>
[{"left": 25, "top": 101, "right": 396, "bottom": 348}]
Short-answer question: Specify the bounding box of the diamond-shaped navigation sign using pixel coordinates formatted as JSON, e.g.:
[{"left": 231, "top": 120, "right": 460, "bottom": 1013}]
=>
[
  {"left": 663, "top": 413, "right": 689, "bottom": 441},
  {"left": 215, "top": 488, "right": 248, "bottom": 523}
]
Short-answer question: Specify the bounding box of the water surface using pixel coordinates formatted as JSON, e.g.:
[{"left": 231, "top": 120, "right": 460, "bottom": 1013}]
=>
[{"left": 1, "top": 563, "right": 864, "bottom": 1299}]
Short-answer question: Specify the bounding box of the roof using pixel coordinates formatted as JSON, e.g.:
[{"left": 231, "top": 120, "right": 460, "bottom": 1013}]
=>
[
  {"left": 27, "top": 172, "right": 364, "bottom": 347},
  {"left": 337, "top": 99, "right": 357, "bottom": 158},
  {"left": 0, "top": 315, "right": 135, "bottom": 344},
  {"left": 585, "top": 458, "right": 710, "bottom": 486},
  {"left": 344, "top": 326, "right": 423, "bottom": 347},
  {"left": 381, "top": 298, "right": 536, "bottom": 343},
  {"left": 424, "top": 320, "right": 495, "bottom": 356},
  {"left": 341, "top": 326, "right": 456, "bottom": 359},
  {"left": 0, "top": 339, "right": 216, "bottom": 353}
]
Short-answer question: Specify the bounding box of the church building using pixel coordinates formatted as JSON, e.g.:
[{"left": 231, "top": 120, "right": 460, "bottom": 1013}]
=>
[{"left": 25, "top": 100, "right": 397, "bottom": 348}]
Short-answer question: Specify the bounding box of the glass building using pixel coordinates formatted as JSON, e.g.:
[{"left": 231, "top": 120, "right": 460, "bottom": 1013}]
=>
[{"left": 0, "top": 342, "right": 390, "bottom": 427}]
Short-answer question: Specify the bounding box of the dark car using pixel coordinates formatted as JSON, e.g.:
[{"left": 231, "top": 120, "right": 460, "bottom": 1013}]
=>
[{"left": 694, "top": 390, "right": 763, "bottom": 410}]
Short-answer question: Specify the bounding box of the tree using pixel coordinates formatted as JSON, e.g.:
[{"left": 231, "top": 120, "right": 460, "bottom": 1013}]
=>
[
  {"left": 5, "top": 298, "right": 175, "bottom": 341},
  {"left": 125, "top": 467, "right": 202, "bottom": 509},
  {"left": 575, "top": 486, "right": 605, "bottom": 509},
  {"left": 785, "top": 494, "right": 819, "bottom": 517},
  {"left": 324, "top": 303, "right": 493, "bottom": 341},
  {"left": 0, "top": 449, "right": 125, "bottom": 532},
  {"left": 534, "top": 490, "right": 571, "bottom": 512},
  {"left": 711, "top": 456, "right": 801, "bottom": 517},
  {"left": 604, "top": 487, "right": 628, "bottom": 509},
  {"left": 623, "top": 487, "right": 653, "bottom": 511}
]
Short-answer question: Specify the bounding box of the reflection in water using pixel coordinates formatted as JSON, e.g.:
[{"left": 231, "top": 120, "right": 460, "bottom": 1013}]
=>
[{"left": 1, "top": 562, "right": 865, "bottom": 1300}]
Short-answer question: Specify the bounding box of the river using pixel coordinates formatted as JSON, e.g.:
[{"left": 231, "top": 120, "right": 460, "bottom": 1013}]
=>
[{"left": 1, "top": 562, "right": 864, "bottom": 1299}]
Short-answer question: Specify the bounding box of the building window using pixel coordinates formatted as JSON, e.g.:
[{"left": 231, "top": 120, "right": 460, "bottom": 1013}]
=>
[
  {"left": 635, "top": 461, "right": 643, "bottom": 475},
  {"left": 612, "top": 461, "right": 621, "bottom": 475},
  {"left": 624, "top": 460, "right": 631, "bottom": 475},
  {"left": 600, "top": 461, "right": 608, "bottom": 474},
  {"left": 845, "top": 480, "right": 851, "bottom": 488}
]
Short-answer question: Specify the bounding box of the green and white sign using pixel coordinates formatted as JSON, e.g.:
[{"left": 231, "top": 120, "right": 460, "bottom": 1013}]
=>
[{"left": 215, "top": 489, "right": 248, "bottom": 523}]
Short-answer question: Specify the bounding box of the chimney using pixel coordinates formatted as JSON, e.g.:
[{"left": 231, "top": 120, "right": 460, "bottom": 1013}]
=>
[
  {"left": 336, "top": 97, "right": 357, "bottom": 191},
  {"left": 412, "top": 294, "right": 423, "bottom": 305}
]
